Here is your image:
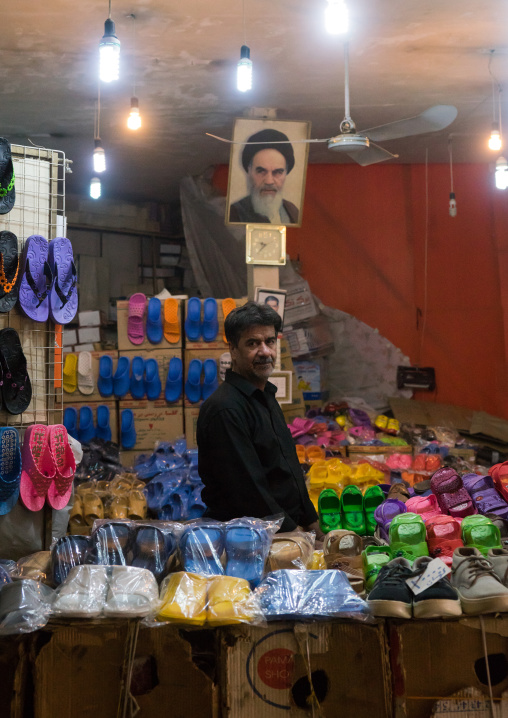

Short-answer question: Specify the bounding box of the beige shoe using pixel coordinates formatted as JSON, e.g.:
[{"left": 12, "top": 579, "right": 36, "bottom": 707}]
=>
[
  {"left": 451, "top": 546, "right": 508, "bottom": 615},
  {"left": 268, "top": 532, "right": 314, "bottom": 570},
  {"left": 323, "top": 529, "right": 365, "bottom": 595},
  {"left": 487, "top": 548, "right": 508, "bottom": 586}
]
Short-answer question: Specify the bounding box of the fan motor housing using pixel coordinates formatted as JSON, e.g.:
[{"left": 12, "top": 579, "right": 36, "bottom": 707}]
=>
[{"left": 327, "top": 134, "right": 370, "bottom": 152}]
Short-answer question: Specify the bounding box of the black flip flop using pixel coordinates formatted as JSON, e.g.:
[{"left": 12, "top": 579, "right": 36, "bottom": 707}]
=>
[
  {"left": 0, "top": 328, "right": 31, "bottom": 415},
  {"left": 0, "top": 232, "right": 20, "bottom": 313},
  {"left": 0, "top": 139, "right": 15, "bottom": 216}
]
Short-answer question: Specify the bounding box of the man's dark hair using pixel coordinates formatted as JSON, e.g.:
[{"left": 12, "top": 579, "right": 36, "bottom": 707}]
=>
[
  {"left": 225, "top": 301, "right": 282, "bottom": 347},
  {"left": 264, "top": 295, "right": 279, "bottom": 307}
]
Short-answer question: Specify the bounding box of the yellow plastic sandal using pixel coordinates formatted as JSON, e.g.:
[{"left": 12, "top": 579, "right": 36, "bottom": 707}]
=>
[
  {"left": 163, "top": 298, "right": 181, "bottom": 344},
  {"left": 221, "top": 298, "right": 236, "bottom": 343},
  {"left": 128, "top": 489, "right": 147, "bottom": 520},
  {"left": 69, "top": 495, "right": 88, "bottom": 535},
  {"left": 109, "top": 493, "right": 129, "bottom": 519},
  {"left": 82, "top": 492, "right": 104, "bottom": 527},
  {"left": 158, "top": 572, "right": 208, "bottom": 625},
  {"left": 207, "top": 575, "right": 253, "bottom": 625},
  {"left": 63, "top": 354, "right": 78, "bottom": 393}
]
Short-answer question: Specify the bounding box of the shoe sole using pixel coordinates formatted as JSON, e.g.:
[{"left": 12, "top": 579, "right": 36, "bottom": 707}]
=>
[
  {"left": 413, "top": 598, "right": 462, "bottom": 619},
  {"left": 367, "top": 599, "right": 412, "bottom": 618},
  {"left": 458, "top": 592, "right": 508, "bottom": 615}
]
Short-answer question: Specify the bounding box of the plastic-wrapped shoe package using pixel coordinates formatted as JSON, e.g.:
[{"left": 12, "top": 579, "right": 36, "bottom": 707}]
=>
[
  {"left": 53, "top": 565, "right": 109, "bottom": 617},
  {"left": 255, "top": 569, "right": 369, "bottom": 620},
  {"left": 0, "top": 580, "right": 54, "bottom": 635},
  {"left": 51, "top": 535, "right": 93, "bottom": 585},
  {"left": 268, "top": 531, "right": 315, "bottom": 571}
]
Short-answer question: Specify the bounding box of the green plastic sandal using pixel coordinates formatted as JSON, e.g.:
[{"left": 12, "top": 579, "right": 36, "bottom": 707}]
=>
[
  {"left": 362, "top": 545, "right": 391, "bottom": 592},
  {"left": 318, "top": 488, "right": 342, "bottom": 534},
  {"left": 363, "top": 485, "right": 385, "bottom": 536},
  {"left": 389, "top": 512, "right": 429, "bottom": 562},
  {"left": 461, "top": 515, "right": 502, "bottom": 557},
  {"left": 340, "top": 485, "right": 366, "bottom": 535}
]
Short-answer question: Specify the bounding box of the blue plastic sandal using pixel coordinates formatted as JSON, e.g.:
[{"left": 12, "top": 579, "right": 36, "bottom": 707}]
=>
[
  {"left": 0, "top": 428, "right": 21, "bottom": 516},
  {"left": 78, "top": 406, "right": 95, "bottom": 444},
  {"left": 146, "top": 297, "right": 163, "bottom": 344},
  {"left": 187, "top": 485, "right": 206, "bottom": 520},
  {"left": 113, "top": 356, "right": 130, "bottom": 399},
  {"left": 63, "top": 406, "right": 79, "bottom": 441},
  {"left": 202, "top": 298, "right": 219, "bottom": 342},
  {"left": 202, "top": 358, "right": 219, "bottom": 400},
  {"left": 165, "top": 356, "right": 183, "bottom": 403},
  {"left": 96, "top": 405, "right": 112, "bottom": 442},
  {"left": 130, "top": 356, "right": 145, "bottom": 399},
  {"left": 121, "top": 409, "right": 136, "bottom": 449},
  {"left": 179, "top": 522, "right": 225, "bottom": 576},
  {"left": 184, "top": 297, "right": 202, "bottom": 341},
  {"left": 185, "top": 358, "right": 202, "bottom": 403},
  {"left": 225, "top": 520, "right": 270, "bottom": 587},
  {"left": 144, "top": 358, "right": 161, "bottom": 401},
  {"left": 131, "top": 525, "right": 175, "bottom": 579},
  {"left": 97, "top": 355, "right": 114, "bottom": 397}
]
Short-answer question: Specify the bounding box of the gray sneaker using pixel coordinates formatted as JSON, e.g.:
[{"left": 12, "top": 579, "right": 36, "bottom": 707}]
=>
[
  {"left": 451, "top": 546, "right": 508, "bottom": 615},
  {"left": 487, "top": 548, "right": 508, "bottom": 586}
]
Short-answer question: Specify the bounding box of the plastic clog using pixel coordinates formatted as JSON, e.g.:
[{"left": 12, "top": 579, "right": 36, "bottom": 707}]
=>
[
  {"left": 63, "top": 407, "right": 79, "bottom": 441},
  {"left": 146, "top": 297, "right": 163, "bottom": 344},
  {"left": 184, "top": 297, "right": 202, "bottom": 342},
  {"left": 130, "top": 356, "right": 145, "bottom": 399},
  {"left": 78, "top": 406, "right": 96, "bottom": 445},
  {"left": 185, "top": 358, "right": 202, "bottom": 404},
  {"left": 165, "top": 356, "right": 183, "bottom": 403},
  {"left": 180, "top": 522, "right": 225, "bottom": 576},
  {"left": 120, "top": 409, "right": 136, "bottom": 450},
  {"left": 202, "top": 358, "right": 219, "bottom": 400},
  {"left": 318, "top": 488, "right": 341, "bottom": 534},
  {"left": 96, "top": 405, "right": 112, "bottom": 442},
  {"left": 340, "top": 485, "right": 366, "bottom": 535},
  {"left": 144, "top": 358, "right": 161, "bottom": 400},
  {"left": 113, "top": 355, "right": 130, "bottom": 399},
  {"left": 202, "top": 297, "right": 219, "bottom": 342},
  {"left": 225, "top": 522, "right": 270, "bottom": 587},
  {"left": 97, "top": 355, "right": 114, "bottom": 398},
  {"left": 363, "top": 485, "right": 385, "bottom": 536}
]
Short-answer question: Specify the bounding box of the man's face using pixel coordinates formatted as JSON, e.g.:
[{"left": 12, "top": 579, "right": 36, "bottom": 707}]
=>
[
  {"left": 247, "top": 149, "right": 287, "bottom": 198},
  {"left": 230, "top": 324, "right": 277, "bottom": 389},
  {"left": 265, "top": 298, "right": 279, "bottom": 311}
]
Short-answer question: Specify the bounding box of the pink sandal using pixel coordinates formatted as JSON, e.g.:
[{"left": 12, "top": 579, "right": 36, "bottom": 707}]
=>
[
  {"left": 19, "top": 425, "right": 56, "bottom": 512},
  {"left": 127, "top": 293, "right": 146, "bottom": 345},
  {"left": 47, "top": 425, "right": 76, "bottom": 510}
]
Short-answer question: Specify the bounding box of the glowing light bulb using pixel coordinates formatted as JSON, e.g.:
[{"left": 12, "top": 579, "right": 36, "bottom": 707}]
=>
[
  {"left": 93, "top": 140, "right": 106, "bottom": 173},
  {"left": 237, "top": 45, "right": 252, "bottom": 92},
  {"left": 448, "top": 192, "right": 457, "bottom": 217},
  {"left": 90, "top": 176, "right": 101, "bottom": 199},
  {"left": 495, "top": 157, "right": 508, "bottom": 190},
  {"left": 325, "top": 0, "right": 349, "bottom": 34},
  {"left": 127, "top": 97, "right": 142, "bottom": 130},
  {"left": 99, "top": 18, "right": 120, "bottom": 82},
  {"left": 488, "top": 124, "right": 502, "bottom": 151}
]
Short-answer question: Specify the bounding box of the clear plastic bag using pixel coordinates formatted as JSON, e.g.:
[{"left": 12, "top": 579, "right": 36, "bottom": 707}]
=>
[
  {"left": 51, "top": 536, "right": 93, "bottom": 586},
  {"left": 0, "top": 580, "right": 54, "bottom": 635},
  {"left": 156, "top": 571, "right": 263, "bottom": 626},
  {"left": 254, "top": 569, "right": 369, "bottom": 620},
  {"left": 268, "top": 531, "right": 315, "bottom": 570},
  {"left": 14, "top": 552, "right": 53, "bottom": 584}
]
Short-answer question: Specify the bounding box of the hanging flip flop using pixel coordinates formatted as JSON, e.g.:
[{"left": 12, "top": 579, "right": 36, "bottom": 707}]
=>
[
  {"left": 121, "top": 409, "right": 136, "bottom": 449},
  {"left": 221, "top": 298, "right": 236, "bottom": 343},
  {"left": 184, "top": 297, "right": 202, "bottom": 341},
  {"left": 163, "top": 298, "right": 180, "bottom": 344},
  {"left": 165, "top": 356, "right": 183, "bottom": 403},
  {"left": 48, "top": 237, "right": 78, "bottom": 325},
  {"left": 144, "top": 358, "right": 161, "bottom": 400},
  {"left": 0, "top": 138, "right": 15, "bottom": 215},
  {"left": 0, "top": 428, "right": 22, "bottom": 516},
  {"left": 202, "top": 298, "right": 219, "bottom": 342},
  {"left": 130, "top": 356, "right": 145, "bottom": 399},
  {"left": 113, "top": 355, "right": 130, "bottom": 398},
  {"left": 0, "top": 328, "right": 32, "bottom": 415},
  {"left": 77, "top": 351, "right": 94, "bottom": 395},
  {"left": 185, "top": 358, "right": 202, "bottom": 403},
  {"left": 146, "top": 297, "right": 163, "bottom": 344},
  {"left": 63, "top": 407, "right": 79, "bottom": 441},
  {"left": 127, "top": 293, "right": 146, "bottom": 345},
  {"left": 63, "top": 353, "right": 78, "bottom": 394},
  {"left": 46, "top": 425, "right": 76, "bottom": 511},
  {"left": 0, "top": 232, "right": 20, "bottom": 313},
  {"left": 18, "top": 235, "right": 53, "bottom": 322},
  {"left": 96, "top": 405, "right": 112, "bottom": 442},
  {"left": 19, "top": 425, "right": 55, "bottom": 512},
  {"left": 97, "top": 354, "right": 114, "bottom": 397},
  {"left": 202, "top": 358, "right": 219, "bottom": 400}
]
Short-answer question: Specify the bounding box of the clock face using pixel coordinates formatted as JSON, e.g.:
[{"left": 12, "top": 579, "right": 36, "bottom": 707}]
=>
[{"left": 246, "top": 225, "right": 286, "bottom": 265}]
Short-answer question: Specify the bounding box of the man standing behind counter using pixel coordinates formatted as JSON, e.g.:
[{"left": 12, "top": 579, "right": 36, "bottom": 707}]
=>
[{"left": 197, "top": 302, "right": 323, "bottom": 540}]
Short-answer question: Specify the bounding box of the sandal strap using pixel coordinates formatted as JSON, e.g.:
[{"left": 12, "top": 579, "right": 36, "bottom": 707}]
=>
[
  {"left": 0, "top": 169, "right": 14, "bottom": 198},
  {"left": 25, "top": 259, "right": 53, "bottom": 307},
  {"left": 54, "top": 261, "right": 77, "bottom": 308},
  {"left": 0, "top": 353, "right": 28, "bottom": 395},
  {"left": 0, "top": 253, "right": 19, "bottom": 293}
]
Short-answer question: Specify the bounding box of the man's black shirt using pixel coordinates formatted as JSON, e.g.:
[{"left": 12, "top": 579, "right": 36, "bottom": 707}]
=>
[{"left": 197, "top": 369, "right": 317, "bottom": 532}]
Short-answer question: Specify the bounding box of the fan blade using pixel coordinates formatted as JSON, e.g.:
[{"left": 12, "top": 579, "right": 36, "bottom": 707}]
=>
[
  {"left": 359, "top": 105, "right": 458, "bottom": 143},
  {"left": 206, "top": 133, "right": 329, "bottom": 144},
  {"left": 346, "top": 143, "right": 399, "bottom": 166}
]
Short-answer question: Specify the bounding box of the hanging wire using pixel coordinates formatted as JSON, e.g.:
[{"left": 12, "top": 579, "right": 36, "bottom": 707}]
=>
[
  {"left": 242, "top": 0, "right": 247, "bottom": 46},
  {"left": 129, "top": 14, "right": 137, "bottom": 97},
  {"left": 108, "top": 0, "right": 112, "bottom": 19},
  {"left": 488, "top": 51, "right": 502, "bottom": 124},
  {"left": 94, "top": 83, "right": 101, "bottom": 140},
  {"left": 448, "top": 138, "right": 454, "bottom": 193}
]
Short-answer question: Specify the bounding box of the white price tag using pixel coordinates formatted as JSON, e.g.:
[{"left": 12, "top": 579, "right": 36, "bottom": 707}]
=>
[{"left": 405, "top": 558, "right": 450, "bottom": 595}]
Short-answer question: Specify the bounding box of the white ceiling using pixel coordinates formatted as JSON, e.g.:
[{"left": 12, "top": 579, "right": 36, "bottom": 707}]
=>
[{"left": 3, "top": 0, "right": 508, "bottom": 203}]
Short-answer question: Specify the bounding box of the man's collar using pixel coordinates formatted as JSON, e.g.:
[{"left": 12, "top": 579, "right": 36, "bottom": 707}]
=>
[{"left": 225, "top": 369, "right": 277, "bottom": 396}]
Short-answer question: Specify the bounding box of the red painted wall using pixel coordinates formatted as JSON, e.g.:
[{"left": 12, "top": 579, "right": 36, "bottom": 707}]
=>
[{"left": 213, "top": 163, "right": 508, "bottom": 419}]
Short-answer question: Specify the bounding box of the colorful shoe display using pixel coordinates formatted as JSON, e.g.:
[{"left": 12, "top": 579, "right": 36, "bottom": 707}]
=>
[
  {"left": 461, "top": 515, "right": 502, "bottom": 557},
  {"left": 426, "top": 515, "right": 463, "bottom": 567},
  {"left": 318, "top": 488, "right": 341, "bottom": 534},
  {"left": 389, "top": 512, "right": 429, "bottom": 562},
  {"left": 430, "top": 467, "right": 475, "bottom": 519},
  {"left": 340, "top": 485, "right": 366, "bottom": 535},
  {"left": 363, "top": 485, "right": 385, "bottom": 536}
]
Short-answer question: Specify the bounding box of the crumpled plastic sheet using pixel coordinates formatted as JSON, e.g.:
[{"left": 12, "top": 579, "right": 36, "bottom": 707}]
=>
[{"left": 0, "top": 580, "right": 54, "bottom": 635}]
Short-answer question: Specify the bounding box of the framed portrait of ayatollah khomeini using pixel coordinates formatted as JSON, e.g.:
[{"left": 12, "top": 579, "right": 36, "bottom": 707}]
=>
[{"left": 226, "top": 118, "right": 311, "bottom": 228}]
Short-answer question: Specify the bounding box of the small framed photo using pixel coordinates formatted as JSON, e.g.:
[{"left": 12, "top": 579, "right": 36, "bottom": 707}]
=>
[
  {"left": 226, "top": 118, "right": 311, "bottom": 228},
  {"left": 269, "top": 371, "right": 293, "bottom": 404},
  {"left": 255, "top": 287, "right": 287, "bottom": 328}
]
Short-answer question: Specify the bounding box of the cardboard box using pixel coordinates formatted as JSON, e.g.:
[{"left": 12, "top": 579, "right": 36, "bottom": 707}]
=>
[
  {"left": 0, "top": 633, "right": 30, "bottom": 717},
  {"left": 63, "top": 350, "right": 118, "bottom": 403},
  {"left": 74, "top": 343, "right": 95, "bottom": 352},
  {"left": 78, "top": 326, "right": 102, "bottom": 344},
  {"left": 62, "top": 328, "right": 77, "bottom": 347},
  {"left": 184, "top": 297, "right": 247, "bottom": 350},
  {"left": 185, "top": 406, "right": 201, "bottom": 448},
  {"left": 120, "top": 348, "right": 182, "bottom": 405},
  {"left": 117, "top": 298, "right": 183, "bottom": 351},
  {"left": 118, "top": 401, "right": 183, "bottom": 450},
  {"left": 57, "top": 400, "right": 118, "bottom": 443},
  {"left": 220, "top": 620, "right": 391, "bottom": 718},
  {"left": 184, "top": 348, "right": 228, "bottom": 407},
  {"left": 389, "top": 617, "right": 508, "bottom": 718},
  {"left": 78, "top": 309, "right": 105, "bottom": 327},
  {"left": 348, "top": 445, "right": 412, "bottom": 457}
]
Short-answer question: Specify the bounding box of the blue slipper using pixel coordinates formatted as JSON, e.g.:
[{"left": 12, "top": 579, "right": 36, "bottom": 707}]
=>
[
  {"left": 187, "top": 485, "right": 206, "bottom": 520},
  {"left": 121, "top": 409, "right": 136, "bottom": 449},
  {"left": 131, "top": 525, "right": 176, "bottom": 580},
  {"left": 96, "top": 405, "right": 112, "bottom": 442},
  {"left": 63, "top": 406, "right": 79, "bottom": 440},
  {"left": 184, "top": 297, "right": 202, "bottom": 341},
  {"left": 78, "top": 406, "right": 95, "bottom": 444},
  {"left": 185, "top": 358, "right": 202, "bottom": 404},
  {"left": 146, "top": 297, "right": 163, "bottom": 344},
  {"left": 225, "top": 521, "right": 270, "bottom": 587},
  {"left": 165, "top": 356, "right": 183, "bottom": 403},
  {"left": 202, "top": 358, "right": 219, "bottom": 400},
  {"left": 185, "top": 448, "right": 199, "bottom": 467},
  {"left": 201, "top": 298, "right": 219, "bottom": 342},
  {"left": 145, "top": 471, "right": 182, "bottom": 513},
  {"left": 113, "top": 356, "right": 130, "bottom": 399},
  {"left": 130, "top": 356, "right": 145, "bottom": 399},
  {"left": 179, "top": 522, "right": 225, "bottom": 576},
  {"left": 144, "top": 358, "right": 161, "bottom": 400},
  {"left": 0, "top": 428, "right": 21, "bottom": 516},
  {"left": 97, "top": 355, "right": 114, "bottom": 397}
]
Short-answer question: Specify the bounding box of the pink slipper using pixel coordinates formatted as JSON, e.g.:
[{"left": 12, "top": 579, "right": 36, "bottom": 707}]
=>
[
  {"left": 46, "top": 425, "right": 76, "bottom": 510},
  {"left": 127, "top": 293, "right": 146, "bottom": 345},
  {"left": 19, "top": 425, "right": 56, "bottom": 512}
]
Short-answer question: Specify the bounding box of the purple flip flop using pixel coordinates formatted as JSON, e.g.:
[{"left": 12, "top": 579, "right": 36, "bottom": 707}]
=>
[
  {"left": 48, "top": 237, "right": 77, "bottom": 324},
  {"left": 18, "top": 235, "right": 53, "bottom": 322}
]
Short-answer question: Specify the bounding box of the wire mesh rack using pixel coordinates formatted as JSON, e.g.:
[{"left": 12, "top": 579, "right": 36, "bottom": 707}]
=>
[{"left": 0, "top": 144, "right": 68, "bottom": 430}]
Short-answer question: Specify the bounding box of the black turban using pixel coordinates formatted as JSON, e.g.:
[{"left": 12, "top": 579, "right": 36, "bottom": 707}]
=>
[{"left": 241, "top": 129, "right": 295, "bottom": 173}]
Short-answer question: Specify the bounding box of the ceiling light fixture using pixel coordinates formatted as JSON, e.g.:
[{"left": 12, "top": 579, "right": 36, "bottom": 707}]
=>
[
  {"left": 90, "top": 176, "right": 101, "bottom": 199},
  {"left": 237, "top": 0, "right": 252, "bottom": 92},
  {"left": 127, "top": 14, "right": 142, "bottom": 130},
  {"left": 488, "top": 51, "right": 502, "bottom": 152},
  {"left": 93, "top": 90, "right": 106, "bottom": 173},
  {"left": 495, "top": 156, "right": 508, "bottom": 190},
  {"left": 448, "top": 138, "right": 457, "bottom": 217},
  {"left": 99, "top": 0, "right": 120, "bottom": 82},
  {"left": 325, "top": 0, "right": 349, "bottom": 35}
]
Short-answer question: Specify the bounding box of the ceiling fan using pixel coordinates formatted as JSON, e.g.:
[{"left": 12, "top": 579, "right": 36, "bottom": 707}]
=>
[{"left": 207, "top": 42, "right": 458, "bottom": 166}]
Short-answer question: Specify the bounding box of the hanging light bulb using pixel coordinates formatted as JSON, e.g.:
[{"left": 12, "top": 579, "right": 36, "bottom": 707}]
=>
[
  {"left": 495, "top": 156, "right": 508, "bottom": 190},
  {"left": 90, "top": 176, "right": 101, "bottom": 199},
  {"left": 488, "top": 123, "right": 502, "bottom": 151},
  {"left": 325, "top": 0, "right": 349, "bottom": 34},
  {"left": 127, "top": 97, "right": 142, "bottom": 130},
  {"left": 237, "top": 45, "right": 252, "bottom": 92},
  {"left": 93, "top": 139, "right": 106, "bottom": 173},
  {"left": 99, "top": 17, "right": 120, "bottom": 82}
]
